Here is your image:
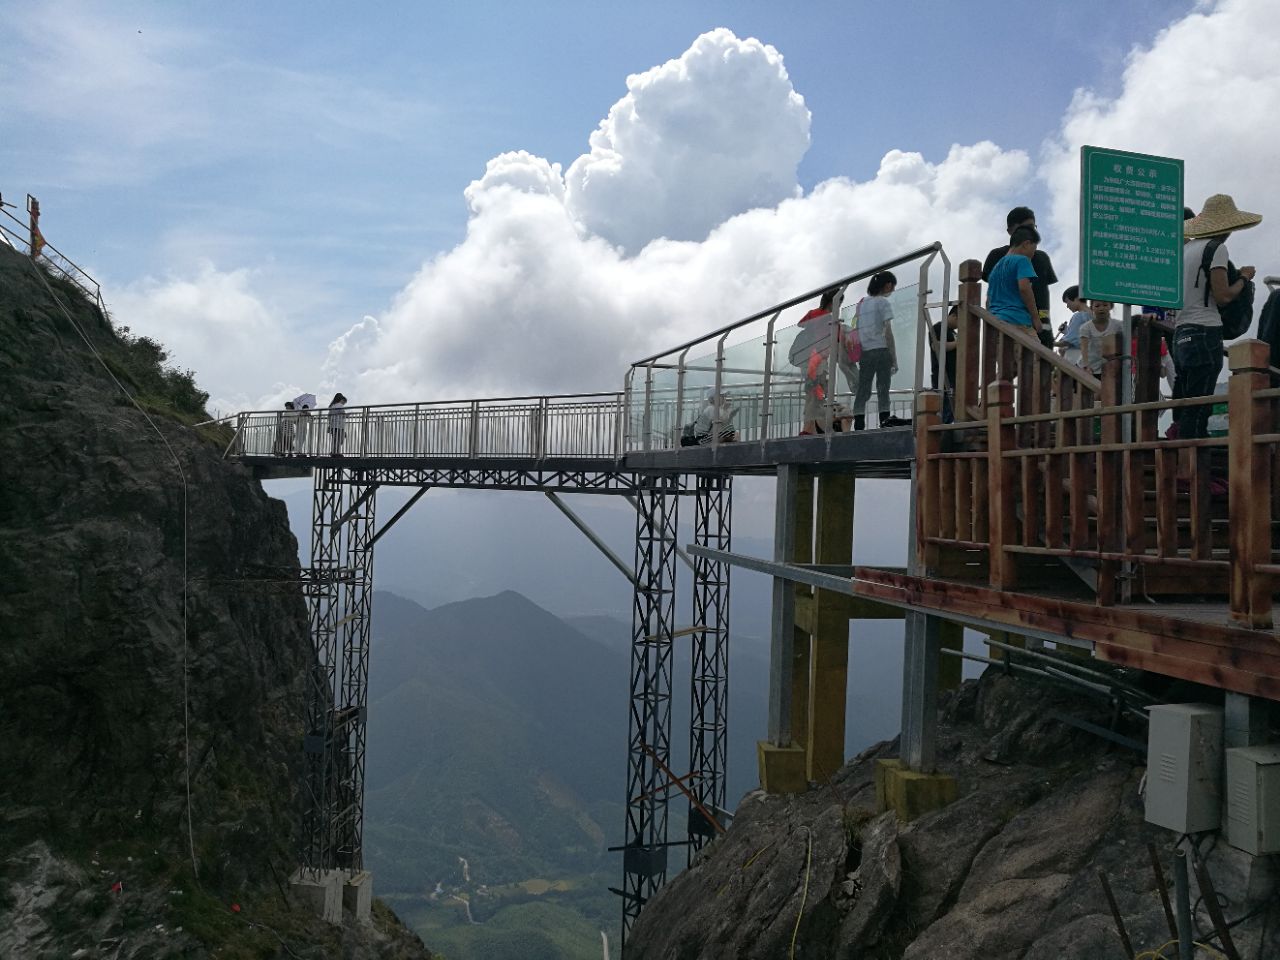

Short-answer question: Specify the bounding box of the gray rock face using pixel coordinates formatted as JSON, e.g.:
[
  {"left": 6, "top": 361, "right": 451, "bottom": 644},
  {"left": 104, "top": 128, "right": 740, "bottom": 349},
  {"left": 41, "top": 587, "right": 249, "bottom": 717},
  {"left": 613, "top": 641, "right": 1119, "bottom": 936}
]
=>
[
  {"left": 628, "top": 673, "right": 1280, "bottom": 959},
  {"left": 0, "top": 248, "right": 430, "bottom": 957}
]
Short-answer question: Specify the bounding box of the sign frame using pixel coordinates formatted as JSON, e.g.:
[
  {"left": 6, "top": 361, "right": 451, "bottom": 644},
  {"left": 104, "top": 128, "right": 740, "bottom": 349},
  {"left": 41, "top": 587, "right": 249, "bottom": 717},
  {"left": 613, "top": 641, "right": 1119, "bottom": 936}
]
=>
[{"left": 1079, "top": 145, "right": 1184, "bottom": 308}]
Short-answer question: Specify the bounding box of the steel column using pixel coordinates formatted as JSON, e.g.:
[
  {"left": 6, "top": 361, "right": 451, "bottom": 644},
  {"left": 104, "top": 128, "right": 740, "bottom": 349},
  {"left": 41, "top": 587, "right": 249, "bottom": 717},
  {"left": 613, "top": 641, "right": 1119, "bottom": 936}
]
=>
[
  {"left": 687, "top": 475, "right": 731, "bottom": 861},
  {"left": 301, "top": 468, "right": 345, "bottom": 874},
  {"left": 620, "top": 473, "right": 682, "bottom": 938},
  {"left": 332, "top": 478, "right": 377, "bottom": 870}
]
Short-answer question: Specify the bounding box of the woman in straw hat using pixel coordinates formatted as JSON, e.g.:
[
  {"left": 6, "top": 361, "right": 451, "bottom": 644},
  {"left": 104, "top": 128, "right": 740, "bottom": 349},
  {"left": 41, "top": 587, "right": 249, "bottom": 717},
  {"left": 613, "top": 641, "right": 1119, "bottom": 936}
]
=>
[{"left": 1173, "top": 194, "right": 1260, "bottom": 439}]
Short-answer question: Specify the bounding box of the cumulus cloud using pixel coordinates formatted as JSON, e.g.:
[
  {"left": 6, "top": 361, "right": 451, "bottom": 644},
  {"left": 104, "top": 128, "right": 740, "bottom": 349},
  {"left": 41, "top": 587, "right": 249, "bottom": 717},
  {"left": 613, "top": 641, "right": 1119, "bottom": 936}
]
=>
[
  {"left": 110, "top": 263, "right": 311, "bottom": 414},
  {"left": 564, "top": 28, "right": 810, "bottom": 253},
  {"left": 1042, "top": 0, "right": 1280, "bottom": 287},
  {"left": 342, "top": 30, "right": 1030, "bottom": 404}
]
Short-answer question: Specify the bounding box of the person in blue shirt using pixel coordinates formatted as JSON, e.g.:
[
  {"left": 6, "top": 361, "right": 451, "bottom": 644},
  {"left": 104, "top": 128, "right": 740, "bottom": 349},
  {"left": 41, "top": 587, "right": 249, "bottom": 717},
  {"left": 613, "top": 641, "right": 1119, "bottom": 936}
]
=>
[{"left": 987, "top": 225, "right": 1052, "bottom": 345}]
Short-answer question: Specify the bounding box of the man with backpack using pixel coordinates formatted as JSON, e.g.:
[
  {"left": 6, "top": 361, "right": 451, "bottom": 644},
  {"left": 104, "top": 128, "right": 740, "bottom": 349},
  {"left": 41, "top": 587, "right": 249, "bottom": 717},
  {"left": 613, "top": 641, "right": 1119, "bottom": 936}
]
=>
[{"left": 1173, "top": 194, "right": 1261, "bottom": 439}]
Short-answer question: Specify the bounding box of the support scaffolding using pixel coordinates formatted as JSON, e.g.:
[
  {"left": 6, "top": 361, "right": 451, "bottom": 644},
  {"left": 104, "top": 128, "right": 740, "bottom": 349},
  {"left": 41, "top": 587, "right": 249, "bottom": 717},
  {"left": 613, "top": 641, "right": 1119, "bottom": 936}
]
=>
[
  {"left": 620, "top": 474, "right": 682, "bottom": 936},
  {"left": 687, "top": 475, "right": 731, "bottom": 858},
  {"left": 300, "top": 468, "right": 379, "bottom": 875}
]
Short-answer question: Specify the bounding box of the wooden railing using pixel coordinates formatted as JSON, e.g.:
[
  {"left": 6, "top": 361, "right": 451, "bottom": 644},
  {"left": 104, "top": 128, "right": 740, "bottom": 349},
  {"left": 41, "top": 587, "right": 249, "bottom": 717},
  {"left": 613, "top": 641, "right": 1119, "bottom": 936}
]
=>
[{"left": 918, "top": 259, "right": 1280, "bottom": 630}]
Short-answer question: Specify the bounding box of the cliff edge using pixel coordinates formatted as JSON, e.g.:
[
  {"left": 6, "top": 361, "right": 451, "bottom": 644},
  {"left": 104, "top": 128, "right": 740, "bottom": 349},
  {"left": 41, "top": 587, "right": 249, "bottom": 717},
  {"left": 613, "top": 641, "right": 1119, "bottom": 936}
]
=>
[{"left": 0, "top": 246, "right": 430, "bottom": 958}]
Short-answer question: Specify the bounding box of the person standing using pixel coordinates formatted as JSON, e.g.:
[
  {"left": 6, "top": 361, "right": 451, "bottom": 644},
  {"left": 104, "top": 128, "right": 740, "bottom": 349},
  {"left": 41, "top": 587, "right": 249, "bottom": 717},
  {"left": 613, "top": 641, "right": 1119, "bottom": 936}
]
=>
[
  {"left": 930, "top": 305, "right": 959, "bottom": 422},
  {"left": 1058, "top": 285, "right": 1091, "bottom": 367},
  {"left": 983, "top": 206, "right": 1059, "bottom": 333},
  {"left": 1079, "top": 300, "right": 1122, "bottom": 376},
  {"left": 852, "top": 271, "right": 901, "bottom": 430},
  {"left": 1173, "top": 195, "right": 1261, "bottom": 439},
  {"left": 986, "top": 226, "right": 1052, "bottom": 346},
  {"left": 328, "top": 392, "right": 348, "bottom": 456}
]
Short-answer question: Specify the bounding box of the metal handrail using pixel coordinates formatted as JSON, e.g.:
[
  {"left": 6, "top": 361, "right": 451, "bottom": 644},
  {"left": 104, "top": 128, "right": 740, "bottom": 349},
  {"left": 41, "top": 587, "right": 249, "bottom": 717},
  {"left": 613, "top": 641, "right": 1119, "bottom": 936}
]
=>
[{"left": 628, "top": 242, "right": 943, "bottom": 367}]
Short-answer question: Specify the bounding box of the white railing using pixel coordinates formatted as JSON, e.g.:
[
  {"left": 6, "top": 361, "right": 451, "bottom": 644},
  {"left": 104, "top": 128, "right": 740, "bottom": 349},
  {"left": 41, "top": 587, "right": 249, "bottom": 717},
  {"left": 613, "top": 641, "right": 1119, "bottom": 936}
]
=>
[
  {"left": 227, "top": 393, "right": 627, "bottom": 461},
  {"left": 625, "top": 243, "right": 951, "bottom": 452}
]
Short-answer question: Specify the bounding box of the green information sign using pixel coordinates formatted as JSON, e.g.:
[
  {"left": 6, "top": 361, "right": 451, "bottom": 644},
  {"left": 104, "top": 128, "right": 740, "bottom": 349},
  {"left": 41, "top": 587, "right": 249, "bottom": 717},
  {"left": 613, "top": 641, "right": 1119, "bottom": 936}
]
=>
[{"left": 1080, "top": 145, "right": 1184, "bottom": 308}]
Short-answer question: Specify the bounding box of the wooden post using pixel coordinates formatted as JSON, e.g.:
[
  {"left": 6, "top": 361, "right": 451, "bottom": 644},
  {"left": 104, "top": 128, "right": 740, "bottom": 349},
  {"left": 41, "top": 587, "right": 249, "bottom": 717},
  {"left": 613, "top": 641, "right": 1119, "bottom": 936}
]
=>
[
  {"left": 1096, "top": 334, "right": 1123, "bottom": 605},
  {"left": 955, "top": 259, "right": 982, "bottom": 419},
  {"left": 916, "top": 391, "right": 943, "bottom": 574},
  {"left": 1229, "top": 340, "right": 1273, "bottom": 628},
  {"left": 987, "top": 381, "right": 1017, "bottom": 589}
]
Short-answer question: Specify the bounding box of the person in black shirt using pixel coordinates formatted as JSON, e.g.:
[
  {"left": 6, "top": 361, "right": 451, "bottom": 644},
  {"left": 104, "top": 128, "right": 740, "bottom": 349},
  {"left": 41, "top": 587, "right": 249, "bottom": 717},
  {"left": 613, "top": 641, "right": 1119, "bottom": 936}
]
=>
[
  {"left": 981, "top": 206, "right": 1058, "bottom": 328},
  {"left": 930, "top": 305, "right": 959, "bottom": 422}
]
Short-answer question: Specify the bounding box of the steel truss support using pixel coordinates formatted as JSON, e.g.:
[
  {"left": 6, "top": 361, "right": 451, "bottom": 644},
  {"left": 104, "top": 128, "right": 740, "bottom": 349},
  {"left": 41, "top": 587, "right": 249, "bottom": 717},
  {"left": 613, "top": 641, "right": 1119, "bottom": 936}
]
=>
[
  {"left": 620, "top": 473, "right": 682, "bottom": 939},
  {"left": 301, "top": 468, "right": 345, "bottom": 873},
  {"left": 300, "top": 468, "right": 378, "bottom": 875},
  {"left": 687, "top": 475, "right": 731, "bottom": 861}
]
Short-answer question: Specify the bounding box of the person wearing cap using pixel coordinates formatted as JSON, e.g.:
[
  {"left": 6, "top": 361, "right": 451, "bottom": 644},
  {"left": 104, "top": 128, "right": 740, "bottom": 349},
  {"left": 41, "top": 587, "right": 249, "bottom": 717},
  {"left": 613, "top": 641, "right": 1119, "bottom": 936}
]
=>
[
  {"left": 328, "top": 392, "right": 348, "bottom": 456},
  {"left": 1173, "top": 195, "right": 1260, "bottom": 439}
]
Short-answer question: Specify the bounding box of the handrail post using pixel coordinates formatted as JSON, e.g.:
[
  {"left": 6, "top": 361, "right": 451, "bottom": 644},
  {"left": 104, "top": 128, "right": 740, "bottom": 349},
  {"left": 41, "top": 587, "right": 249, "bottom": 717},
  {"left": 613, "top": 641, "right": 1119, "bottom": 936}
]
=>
[
  {"left": 361, "top": 406, "right": 370, "bottom": 457},
  {"left": 642, "top": 364, "right": 655, "bottom": 452},
  {"left": 1097, "top": 333, "right": 1124, "bottom": 604},
  {"left": 987, "top": 381, "right": 1017, "bottom": 589},
  {"left": 623, "top": 368, "right": 635, "bottom": 453},
  {"left": 675, "top": 347, "right": 691, "bottom": 449},
  {"left": 760, "top": 310, "right": 780, "bottom": 448},
  {"left": 713, "top": 332, "right": 729, "bottom": 448},
  {"left": 822, "top": 287, "right": 845, "bottom": 435},
  {"left": 954, "top": 260, "right": 982, "bottom": 420},
  {"left": 536, "top": 396, "right": 549, "bottom": 459},
  {"left": 1229, "top": 340, "right": 1274, "bottom": 628},
  {"left": 412, "top": 403, "right": 421, "bottom": 455},
  {"left": 468, "top": 400, "right": 480, "bottom": 458},
  {"left": 914, "top": 250, "right": 938, "bottom": 404},
  {"left": 916, "top": 391, "right": 943, "bottom": 574}
]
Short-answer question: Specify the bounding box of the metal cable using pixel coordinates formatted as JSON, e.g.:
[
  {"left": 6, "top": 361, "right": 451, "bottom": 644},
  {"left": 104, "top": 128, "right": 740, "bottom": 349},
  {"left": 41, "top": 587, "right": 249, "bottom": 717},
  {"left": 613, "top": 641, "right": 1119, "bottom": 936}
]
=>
[{"left": 23, "top": 258, "right": 199, "bottom": 881}]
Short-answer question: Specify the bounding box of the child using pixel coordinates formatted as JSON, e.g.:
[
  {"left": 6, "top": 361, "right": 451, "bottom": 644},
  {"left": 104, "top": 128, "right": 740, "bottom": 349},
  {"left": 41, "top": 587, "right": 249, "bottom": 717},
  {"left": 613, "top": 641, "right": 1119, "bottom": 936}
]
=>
[
  {"left": 986, "top": 226, "right": 1052, "bottom": 346},
  {"left": 1079, "top": 300, "right": 1122, "bottom": 376},
  {"left": 982, "top": 206, "right": 1059, "bottom": 329},
  {"left": 1057, "top": 285, "right": 1090, "bottom": 367}
]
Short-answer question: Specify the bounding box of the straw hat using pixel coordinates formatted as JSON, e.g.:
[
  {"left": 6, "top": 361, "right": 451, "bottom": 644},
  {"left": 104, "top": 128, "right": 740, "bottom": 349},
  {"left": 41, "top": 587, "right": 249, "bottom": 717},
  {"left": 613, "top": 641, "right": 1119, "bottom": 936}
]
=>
[{"left": 1184, "top": 194, "right": 1262, "bottom": 238}]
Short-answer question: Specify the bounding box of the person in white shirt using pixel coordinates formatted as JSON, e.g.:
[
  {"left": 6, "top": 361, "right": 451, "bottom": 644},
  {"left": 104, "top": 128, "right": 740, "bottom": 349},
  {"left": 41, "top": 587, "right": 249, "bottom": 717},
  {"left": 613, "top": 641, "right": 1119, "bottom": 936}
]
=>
[
  {"left": 328, "top": 392, "right": 348, "bottom": 456},
  {"left": 1057, "top": 285, "right": 1090, "bottom": 368},
  {"left": 1079, "top": 301, "right": 1122, "bottom": 376},
  {"left": 852, "top": 271, "right": 902, "bottom": 430}
]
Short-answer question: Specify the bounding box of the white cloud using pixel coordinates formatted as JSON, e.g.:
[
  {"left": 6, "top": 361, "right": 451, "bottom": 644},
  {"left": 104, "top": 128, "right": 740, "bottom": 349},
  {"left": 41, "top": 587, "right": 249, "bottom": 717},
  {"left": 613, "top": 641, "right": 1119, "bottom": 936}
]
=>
[
  {"left": 341, "top": 31, "right": 1030, "bottom": 405},
  {"left": 564, "top": 28, "right": 810, "bottom": 253},
  {"left": 1042, "top": 0, "right": 1280, "bottom": 287},
  {"left": 110, "top": 263, "right": 312, "bottom": 415}
]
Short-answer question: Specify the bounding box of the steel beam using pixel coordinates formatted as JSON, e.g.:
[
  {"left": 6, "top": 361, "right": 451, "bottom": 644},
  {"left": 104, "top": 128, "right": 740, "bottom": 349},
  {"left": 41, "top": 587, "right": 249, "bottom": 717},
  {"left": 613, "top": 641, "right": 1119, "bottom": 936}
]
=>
[
  {"left": 688, "top": 475, "right": 731, "bottom": 861},
  {"left": 620, "top": 474, "right": 682, "bottom": 939},
  {"left": 545, "top": 491, "right": 638, "bottom": 587}
]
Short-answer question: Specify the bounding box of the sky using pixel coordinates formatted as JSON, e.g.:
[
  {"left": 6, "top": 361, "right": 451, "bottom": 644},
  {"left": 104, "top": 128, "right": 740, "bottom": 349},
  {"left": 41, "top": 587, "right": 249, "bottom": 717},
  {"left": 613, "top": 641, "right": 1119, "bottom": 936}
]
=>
[{"left": 9, "top": 0, "right": 1278, "bottom": 420}]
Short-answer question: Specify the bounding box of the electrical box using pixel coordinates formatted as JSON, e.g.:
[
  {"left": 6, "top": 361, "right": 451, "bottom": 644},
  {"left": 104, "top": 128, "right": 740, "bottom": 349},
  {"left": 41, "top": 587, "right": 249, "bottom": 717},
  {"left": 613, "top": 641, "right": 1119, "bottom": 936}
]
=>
[
  {"left": 1225, "top": 745, "right": 1280, "bottom": 855},
  {"left": 1145, "top": 703, "right": 1223, "bottom": 834}
]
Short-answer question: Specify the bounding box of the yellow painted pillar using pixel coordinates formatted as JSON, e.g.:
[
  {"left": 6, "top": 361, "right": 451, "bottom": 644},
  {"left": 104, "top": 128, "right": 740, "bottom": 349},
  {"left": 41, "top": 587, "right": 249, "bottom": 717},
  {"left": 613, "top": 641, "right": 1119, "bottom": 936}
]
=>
[{"left": 808, "top": 473, "right": 854, "bottom": 782}]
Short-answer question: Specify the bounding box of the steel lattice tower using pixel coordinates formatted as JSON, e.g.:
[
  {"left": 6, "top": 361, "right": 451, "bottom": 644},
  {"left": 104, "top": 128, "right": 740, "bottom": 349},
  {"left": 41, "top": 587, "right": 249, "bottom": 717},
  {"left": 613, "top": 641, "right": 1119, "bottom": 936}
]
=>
[
  {"left": 620, "top": 474, "right": 682, "bottom": 937},
  {"left": 301, "top": 468, "right": 346, "bottom": 873},
  {"left": 688, "top": 475, "right": 731, "bottom": 861}
]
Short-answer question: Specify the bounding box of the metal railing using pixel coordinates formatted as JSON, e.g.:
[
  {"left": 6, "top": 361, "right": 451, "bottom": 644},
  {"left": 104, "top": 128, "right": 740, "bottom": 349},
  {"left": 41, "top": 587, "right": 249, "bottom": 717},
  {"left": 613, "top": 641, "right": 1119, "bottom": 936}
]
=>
[
  {"left": 227, "top": 392, "right": 627, "bottom": 462},
  {"left": 1, "top": 193, "right": 107, "bottom": 316},
  {"left": 624, "top": 243, "right": 951, "bottom": 451}
]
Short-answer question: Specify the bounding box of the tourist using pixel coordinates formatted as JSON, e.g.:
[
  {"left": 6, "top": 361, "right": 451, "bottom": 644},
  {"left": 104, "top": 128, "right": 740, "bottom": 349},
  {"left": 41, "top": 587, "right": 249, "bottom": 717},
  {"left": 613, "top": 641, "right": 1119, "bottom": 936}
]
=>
[
  {"left": 982, "top": 206, "right": 1058, "bottom": 334},
  {"left": 930, "top": 305, "right": 958, "bottom": 422},
  {"left": 1057, "top": 285, "right": 1090, "bottom": 367},
  {"left": 681, "top": 389, "right": 737, "bottom": 445},
  {"left": 328, "top": 392, "right": 348, "bottom": 456},
  {"left": 275, "top": 400, "right": 296, "bottom": 456},
  {"left": 853, "top": 271, "right": 905, "bottom": 430},
  {"left": 986, "top": 226, "right": 1052, "bottom": 346},
  {"left": 791, "top": 288, "right": 846, "bottom": 434},
  {"left": 1173, "top": 194, "right": 1261, "bottom": 439},
  {"left": 1079, "top": 300, "right": 1122, "bottom": 376}
]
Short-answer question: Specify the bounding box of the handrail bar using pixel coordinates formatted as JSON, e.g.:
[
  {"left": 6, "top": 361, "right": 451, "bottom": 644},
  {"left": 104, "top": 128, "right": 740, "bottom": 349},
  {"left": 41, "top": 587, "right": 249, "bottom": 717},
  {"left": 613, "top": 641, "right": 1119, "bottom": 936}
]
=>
[
  {"left": 229, "top": 391, "right": 623, "bottom": 417},
  {"left": 969, "top": 303, "right": 1101, "bottom": 393},
  {"left": 628, "top": 242, "right": 942, "bottom": 366},
  {"left": 1003, "top": 393, "right": 1219, "bottom": 426}
]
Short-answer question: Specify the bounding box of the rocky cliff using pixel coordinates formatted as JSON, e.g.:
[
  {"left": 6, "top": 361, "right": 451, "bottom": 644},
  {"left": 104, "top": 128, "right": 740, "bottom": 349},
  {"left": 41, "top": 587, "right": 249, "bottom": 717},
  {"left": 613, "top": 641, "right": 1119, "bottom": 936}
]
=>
[
  {"left": 0, "top": 245, "right": 430, "bottom": 958},
  {"left": 627, "top": 669, "right": 1280, "bottom": 959}
]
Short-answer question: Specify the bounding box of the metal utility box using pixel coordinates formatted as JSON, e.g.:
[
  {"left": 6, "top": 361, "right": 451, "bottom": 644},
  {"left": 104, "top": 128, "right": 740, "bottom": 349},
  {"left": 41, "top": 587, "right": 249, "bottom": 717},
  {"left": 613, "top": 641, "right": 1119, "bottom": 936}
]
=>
[
  {"left": 1225, "top": 745, "right": 1280, "bottom": 855},
  {"left": 1145, "top": 704, "right": 1223, "bottom": 834}
]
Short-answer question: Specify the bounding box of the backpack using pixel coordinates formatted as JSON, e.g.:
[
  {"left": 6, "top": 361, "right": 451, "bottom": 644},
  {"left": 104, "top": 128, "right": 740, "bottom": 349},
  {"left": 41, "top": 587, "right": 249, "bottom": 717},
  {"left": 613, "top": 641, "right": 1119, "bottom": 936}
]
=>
[
  {"left": 1258, "top": 287, "right": 1280, "bottom": 374},
  {"left": 1198, "top": 237, "right": 1254, "bottom": 339}
]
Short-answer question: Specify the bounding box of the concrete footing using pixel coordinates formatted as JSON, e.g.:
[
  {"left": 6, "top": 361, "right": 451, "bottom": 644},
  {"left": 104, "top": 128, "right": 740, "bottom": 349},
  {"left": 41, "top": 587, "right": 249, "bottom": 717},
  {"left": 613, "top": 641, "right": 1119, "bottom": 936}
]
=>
[
  {"left": 289, "top": 868, "right": 343, "bottom": 924},
  {"left": 875, "top": 759, "right": 957, "bottom": 822},
  {"left": 758, "top": 740, "right": 807, "bottom": 794},
  {"left": 343, "top": 870, "right": 373, "bottom": 924}
]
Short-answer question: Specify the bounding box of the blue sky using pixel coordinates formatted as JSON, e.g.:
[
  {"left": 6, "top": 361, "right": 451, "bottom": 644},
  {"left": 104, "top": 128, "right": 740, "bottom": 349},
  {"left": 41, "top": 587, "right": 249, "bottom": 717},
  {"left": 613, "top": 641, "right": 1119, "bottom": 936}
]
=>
[{"left": 5, "top": 0, "right": 1276, "bottom": 416}]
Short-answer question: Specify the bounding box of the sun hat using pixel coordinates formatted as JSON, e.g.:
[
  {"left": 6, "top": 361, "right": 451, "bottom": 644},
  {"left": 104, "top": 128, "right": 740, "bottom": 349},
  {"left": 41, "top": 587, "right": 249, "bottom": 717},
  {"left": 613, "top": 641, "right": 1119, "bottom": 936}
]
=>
[{"left": 1184, "top": 194, "right": 1262, "bottom": 238}]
